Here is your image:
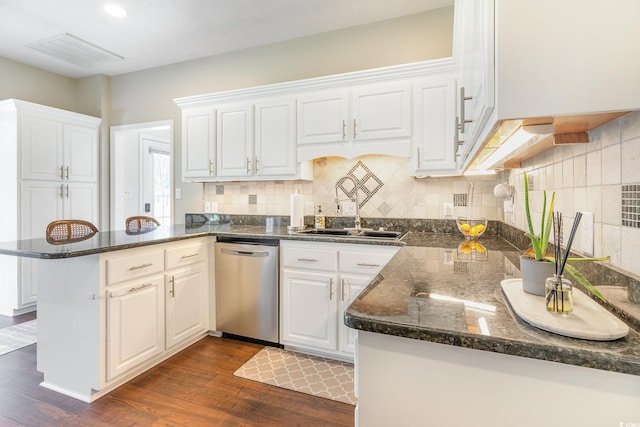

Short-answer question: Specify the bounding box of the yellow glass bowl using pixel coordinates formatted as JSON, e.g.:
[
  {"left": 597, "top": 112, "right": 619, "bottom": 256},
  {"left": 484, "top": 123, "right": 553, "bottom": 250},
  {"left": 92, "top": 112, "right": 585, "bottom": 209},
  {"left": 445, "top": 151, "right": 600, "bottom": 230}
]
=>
[{"left": 456, "top": 217, "right": 488, "bottom": 240}]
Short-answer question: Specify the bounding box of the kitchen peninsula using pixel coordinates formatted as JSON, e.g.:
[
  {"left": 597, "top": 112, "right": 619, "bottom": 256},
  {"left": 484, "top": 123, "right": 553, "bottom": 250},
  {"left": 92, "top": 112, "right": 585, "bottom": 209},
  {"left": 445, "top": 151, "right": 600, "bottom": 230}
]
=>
[
  {"left": 0, "top": 223, "right": 401, "bottom": 403},
  {"left": 346, "top": 233, "right": 640, "bottom": 426},
  {"left": 0, "top": 224, "right": 638, "bottom": 427}
]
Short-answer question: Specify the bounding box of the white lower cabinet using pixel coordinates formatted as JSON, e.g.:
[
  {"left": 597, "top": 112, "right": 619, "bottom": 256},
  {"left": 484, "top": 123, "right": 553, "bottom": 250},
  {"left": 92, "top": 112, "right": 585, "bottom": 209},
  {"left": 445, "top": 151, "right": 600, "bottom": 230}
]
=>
[
  {"left": 107, "top": 276, "right": 165, "bottom": 381},
  {"left": 165, "top": 265, "right": 208, "bottom": 348},
  {"left": 280, "top": 240, "right": 400, "bottom": 361},
  {"left": 104, "top": 239, "right": 210, "bottom": 383},
  {"left": 280, "top": 269, "right": 338, "bottom": 351}
]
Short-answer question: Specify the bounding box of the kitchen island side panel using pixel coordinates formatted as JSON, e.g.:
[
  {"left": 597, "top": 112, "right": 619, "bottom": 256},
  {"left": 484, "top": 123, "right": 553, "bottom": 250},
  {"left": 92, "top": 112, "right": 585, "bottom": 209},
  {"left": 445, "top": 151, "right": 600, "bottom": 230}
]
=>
[
  {"left": 356, "top": 331, "right": 640, "bottom": 427},
  {"left": 36, "top": 255, "right": 102, "bottom": 402}
]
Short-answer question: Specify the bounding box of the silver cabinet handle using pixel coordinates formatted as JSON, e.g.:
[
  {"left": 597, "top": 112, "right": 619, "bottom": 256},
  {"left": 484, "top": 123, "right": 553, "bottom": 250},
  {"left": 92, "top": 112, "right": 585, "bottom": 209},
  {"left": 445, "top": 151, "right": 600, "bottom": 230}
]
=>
[
  {"left": 209, "top": 160, "right": 215, "bottom": 175},
  {"left": 329, "top": 278, "right": 334, "bottom": 300},
  {"left": 246, "top": 157, "right": 251, "bottom": 175},
  {"left": 128, "top": 262, "right": 152, "bottom": 271},
  {"left": 59, "top": 184, "right": 64, "bottom": 199},
  {"left": 65, "top": 166, "right": 69, "bottom": 180},
  {"left": 297, "top": 258, "right": 318, "bottom": 262},
  {"left": 357, "top": 263, "right": 380, "bottom": 267},
  {"left": 65, "top": 184, "right": 69, "bottom": 198},
  {"left": 455, "top": 117, "right": 465, "bottom": 154},
  {"left": 181, "top": 253, "right": 200, "bottom": 259},
  {"left": 254, "top": 157, "right": 259, "bottom": 173},
  {"left": 341, "top": 278, "right": 346, "bottom": 301},
  {"left": 342, "top": 120, "right": 346, "bottom": 140},
  {"left": 353, "top": 118, "right": 357, "bottom": 139},
  {"left": 60, "top": 166, "right": 65, "bottom": 180},
  {"left": 169, "top": 276, "right": 175, "bottom": 298},
  {"left": 459, "top": 87, "right": 473, "bottom": 134},
  {"left": 109, "top": 282, "right": 153, "bottom": 298},
  {"left": 416, "top": 147, "right": 421, "bottom": 169}
]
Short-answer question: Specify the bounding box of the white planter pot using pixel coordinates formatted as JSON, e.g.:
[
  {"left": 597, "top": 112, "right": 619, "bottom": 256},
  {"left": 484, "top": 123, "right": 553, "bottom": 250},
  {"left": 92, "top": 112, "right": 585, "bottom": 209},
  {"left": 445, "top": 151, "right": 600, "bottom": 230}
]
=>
[{"left": 519, "top": 257, "right": 556, "bottom": 296}]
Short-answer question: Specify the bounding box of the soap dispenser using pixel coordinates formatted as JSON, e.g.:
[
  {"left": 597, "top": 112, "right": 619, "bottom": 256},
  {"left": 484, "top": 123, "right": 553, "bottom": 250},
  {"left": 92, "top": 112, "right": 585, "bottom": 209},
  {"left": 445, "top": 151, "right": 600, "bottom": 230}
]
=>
[{"left": 314, "top": 205, "right": 326, "bottom": 229}]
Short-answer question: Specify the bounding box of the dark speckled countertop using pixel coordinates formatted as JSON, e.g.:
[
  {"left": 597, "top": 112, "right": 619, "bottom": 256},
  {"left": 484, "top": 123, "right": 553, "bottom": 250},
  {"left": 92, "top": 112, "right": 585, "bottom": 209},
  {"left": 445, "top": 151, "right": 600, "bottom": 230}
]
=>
[
  {"left": 345, "top": 232, "right": 640, "bottom": 376},
  {"left": 0, "top": 224, "right": 403, "bottom": 259}
]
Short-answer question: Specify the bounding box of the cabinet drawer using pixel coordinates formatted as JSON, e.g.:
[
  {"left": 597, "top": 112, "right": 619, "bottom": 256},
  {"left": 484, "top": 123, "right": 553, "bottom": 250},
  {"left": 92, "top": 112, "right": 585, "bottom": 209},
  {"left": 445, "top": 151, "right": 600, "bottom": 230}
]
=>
[
  {"left": 107, "top": 250, "right": 164, "bottom": 285},
  {"left": 165, "top": 241, "right": 207, "bottom": 270},
  {"left": 281, "top": 246, "right": 337, "bottom": 271},
  {"left": 339, "top": 249, "right": 396, "bottom": 275}
]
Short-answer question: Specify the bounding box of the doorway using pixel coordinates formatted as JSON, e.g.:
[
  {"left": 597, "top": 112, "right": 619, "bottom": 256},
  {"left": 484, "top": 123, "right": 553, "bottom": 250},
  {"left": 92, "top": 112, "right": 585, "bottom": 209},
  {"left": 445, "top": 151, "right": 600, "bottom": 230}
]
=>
[{"left": 110, "top": 120, "right": 173, "bottom": 231}]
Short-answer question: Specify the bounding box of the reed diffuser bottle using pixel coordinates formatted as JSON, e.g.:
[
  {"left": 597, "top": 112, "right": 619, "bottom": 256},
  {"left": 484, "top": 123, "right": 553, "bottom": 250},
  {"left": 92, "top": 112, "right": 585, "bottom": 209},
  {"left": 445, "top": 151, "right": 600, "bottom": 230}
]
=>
[{"left": 545, "top": 212, "right": 582, "bottom": 316}]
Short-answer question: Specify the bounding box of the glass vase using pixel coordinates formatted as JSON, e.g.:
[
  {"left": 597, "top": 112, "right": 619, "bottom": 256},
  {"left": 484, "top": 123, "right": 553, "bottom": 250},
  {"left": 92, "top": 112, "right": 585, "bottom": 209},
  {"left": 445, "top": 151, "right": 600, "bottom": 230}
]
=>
[{"left": 545, "top": 274, "right": 573, "bottom": 315}]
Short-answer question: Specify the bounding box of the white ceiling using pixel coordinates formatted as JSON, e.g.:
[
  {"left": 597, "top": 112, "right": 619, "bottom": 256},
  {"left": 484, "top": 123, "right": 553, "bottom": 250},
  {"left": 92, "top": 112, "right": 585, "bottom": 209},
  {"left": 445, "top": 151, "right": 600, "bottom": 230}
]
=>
[{"left": 0, "top": 0, "right": 454, "bottom": 79}]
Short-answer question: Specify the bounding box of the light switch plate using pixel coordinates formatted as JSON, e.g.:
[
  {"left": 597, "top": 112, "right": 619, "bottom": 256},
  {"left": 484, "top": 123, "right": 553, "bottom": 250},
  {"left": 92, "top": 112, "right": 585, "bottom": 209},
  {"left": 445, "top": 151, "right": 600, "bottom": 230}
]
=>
[
  {"left": 443, "top": 203, "right": 453, "bottom": 218},
  {"left": 579, "top": 212, "right": 594, "bottom": 256},
  {"left": 175, "top": 188, "right": 182, "bottom": 200}
]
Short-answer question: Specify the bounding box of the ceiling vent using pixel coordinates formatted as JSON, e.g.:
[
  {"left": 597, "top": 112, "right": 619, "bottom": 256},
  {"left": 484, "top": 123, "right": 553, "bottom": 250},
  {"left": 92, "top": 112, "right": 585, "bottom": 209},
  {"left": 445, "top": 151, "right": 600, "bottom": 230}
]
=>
[{"left": 27, "top": 33, "right": 124, "bottom": 68}]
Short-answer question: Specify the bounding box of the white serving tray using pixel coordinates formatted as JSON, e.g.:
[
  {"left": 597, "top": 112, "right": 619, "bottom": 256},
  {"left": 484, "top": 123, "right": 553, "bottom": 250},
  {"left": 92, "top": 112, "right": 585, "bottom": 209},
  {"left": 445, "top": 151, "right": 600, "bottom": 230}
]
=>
[{"left": 501, "top": 278, "right": 629, "bottom": 341}]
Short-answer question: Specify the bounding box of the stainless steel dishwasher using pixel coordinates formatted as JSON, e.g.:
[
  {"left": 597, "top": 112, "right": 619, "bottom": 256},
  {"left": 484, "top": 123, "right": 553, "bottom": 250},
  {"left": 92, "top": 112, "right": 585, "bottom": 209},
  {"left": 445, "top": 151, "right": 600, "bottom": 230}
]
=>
[{"left": 215, "top": 238, "right": 279, "bottom": 343}]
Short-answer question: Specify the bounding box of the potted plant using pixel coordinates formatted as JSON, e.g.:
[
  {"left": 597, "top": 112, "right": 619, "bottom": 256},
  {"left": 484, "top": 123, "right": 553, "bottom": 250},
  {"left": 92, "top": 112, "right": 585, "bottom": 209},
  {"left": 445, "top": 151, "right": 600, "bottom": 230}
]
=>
[{"left": 521, "top": 171, "right": 608, "bottom": 301}]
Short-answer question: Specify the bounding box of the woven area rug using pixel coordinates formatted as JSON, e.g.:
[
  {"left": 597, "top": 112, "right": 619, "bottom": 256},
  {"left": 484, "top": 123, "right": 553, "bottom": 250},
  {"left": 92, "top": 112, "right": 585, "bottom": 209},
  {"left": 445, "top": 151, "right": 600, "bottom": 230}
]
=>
[
  {"left": 234, "top": 347, "right": 356, "bottom": 405},
  {"left": 0, "top": 319, "right": 37, "bottom": 356}
]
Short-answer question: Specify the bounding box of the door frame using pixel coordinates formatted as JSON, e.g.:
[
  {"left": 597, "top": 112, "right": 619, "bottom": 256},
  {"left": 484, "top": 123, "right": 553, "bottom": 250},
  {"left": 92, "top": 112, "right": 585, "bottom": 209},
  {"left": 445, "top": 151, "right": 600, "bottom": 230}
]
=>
[{"left": 109, "top": 120, "right": 173, "bottom": 231}]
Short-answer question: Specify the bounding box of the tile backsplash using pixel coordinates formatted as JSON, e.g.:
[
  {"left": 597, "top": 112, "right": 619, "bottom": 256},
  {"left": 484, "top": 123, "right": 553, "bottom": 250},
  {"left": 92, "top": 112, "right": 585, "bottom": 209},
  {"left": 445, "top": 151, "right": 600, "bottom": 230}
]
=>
[
  {"left": 204, "top": 155, "right": 501, "bottom": 221},
  {"left": 505, "top": 111, "right": 640, "bottom": 278}
]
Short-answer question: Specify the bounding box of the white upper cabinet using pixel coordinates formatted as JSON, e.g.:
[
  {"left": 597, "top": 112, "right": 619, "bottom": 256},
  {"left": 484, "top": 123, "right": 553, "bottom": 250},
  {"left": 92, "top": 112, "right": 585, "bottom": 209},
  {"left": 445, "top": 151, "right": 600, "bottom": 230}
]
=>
[
  {"left": 177, "top": 95, "right": 310, "bottom": 182},
  {"left": 453, "top": 0, "right": 495, "bottom": 168},
  {"left": 297, "top": 82, "right": 412, "bottom": 160},
  {"left": 216, "top": 104, "right": 253, "bottom": 178},
  {"left": 411, "top": 75, "right": 458, "bottom": 176},
  {"left": 21, "top": 114, "right": 98, "bottom": 183},
  {"left": 254, "top": 98, "right": 298, "bottom": 177},
  {"left": 181, "top": 107, "right": 216, "bottom": 180},
  {"left": 455, "top": 0, "right": 640, "bottom": 170}
]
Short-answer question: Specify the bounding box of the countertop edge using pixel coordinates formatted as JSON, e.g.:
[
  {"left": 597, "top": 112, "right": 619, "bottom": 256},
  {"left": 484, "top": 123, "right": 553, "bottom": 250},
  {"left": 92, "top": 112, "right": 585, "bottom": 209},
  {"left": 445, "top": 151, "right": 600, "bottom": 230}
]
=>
[{"left": 344, "top": 310, "right": 640, "bottom": 376}]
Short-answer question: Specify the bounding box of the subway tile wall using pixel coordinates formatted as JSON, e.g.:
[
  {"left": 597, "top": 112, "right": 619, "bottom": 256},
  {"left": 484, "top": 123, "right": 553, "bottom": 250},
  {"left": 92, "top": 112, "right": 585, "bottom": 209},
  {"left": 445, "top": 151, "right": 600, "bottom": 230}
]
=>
[
  {"left": 203, "top": 155, "right": 501, "bottom": 221},
  {"left": 504, "top": 111, "right": 640, "bottom": 277}
]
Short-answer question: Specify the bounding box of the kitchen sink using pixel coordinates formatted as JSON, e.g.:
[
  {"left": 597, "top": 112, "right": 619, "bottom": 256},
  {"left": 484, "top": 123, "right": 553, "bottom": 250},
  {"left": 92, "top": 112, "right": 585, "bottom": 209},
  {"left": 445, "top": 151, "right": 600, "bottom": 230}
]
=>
[
  {"left": 296, "top": 228, "right": 351, "bottom": 235},
  {"left": 296, "top": 228, "right": 402, "bottom": 239}
]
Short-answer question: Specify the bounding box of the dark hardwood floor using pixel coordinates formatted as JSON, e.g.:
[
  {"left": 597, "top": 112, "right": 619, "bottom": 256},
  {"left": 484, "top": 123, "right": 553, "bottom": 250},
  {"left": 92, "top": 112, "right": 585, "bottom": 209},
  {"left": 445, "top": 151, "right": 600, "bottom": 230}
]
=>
[{"left": 0, "top": 314, "right": 355, "bottom": 426}]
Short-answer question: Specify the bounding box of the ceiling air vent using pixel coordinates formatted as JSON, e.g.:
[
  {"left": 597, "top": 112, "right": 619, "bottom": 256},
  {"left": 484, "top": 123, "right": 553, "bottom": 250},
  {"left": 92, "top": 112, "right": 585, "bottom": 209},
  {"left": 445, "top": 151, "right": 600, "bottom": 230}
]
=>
[{"left": 27, "top": 33, "right": 124, "bottom": 68}]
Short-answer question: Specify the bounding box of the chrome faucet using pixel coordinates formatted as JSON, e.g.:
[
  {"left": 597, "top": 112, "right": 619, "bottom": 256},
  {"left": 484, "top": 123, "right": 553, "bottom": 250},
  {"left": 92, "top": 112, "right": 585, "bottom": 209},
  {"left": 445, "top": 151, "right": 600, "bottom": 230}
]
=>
[{"left": 335, "top": 175, "right": 361, "bottom": 229}]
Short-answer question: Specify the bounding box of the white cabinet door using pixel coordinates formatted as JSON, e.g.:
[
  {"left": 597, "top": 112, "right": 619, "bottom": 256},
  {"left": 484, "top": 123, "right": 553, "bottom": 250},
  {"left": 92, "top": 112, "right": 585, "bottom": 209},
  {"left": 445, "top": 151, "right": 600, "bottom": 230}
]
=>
[
  {"left": 182, "top": 107, "right": 216, "bottom": 180},
  {"left": 65, "top": 182, "right": 99, "bottom": 224},
  {"left": 63, "top": 123, "right": 98, "bottom": 182},
  {"left": 20, "top": 114, "right": 63, "bottom": 181},
  {"left": 20, "top": 181, "right": 64, "bottom": 239},
  {"left": 254, "top": 98, "right": 297, "bottom": 176},
  {"left": 297, "top": 91, "right": 349, "bottom": 145},
  {"left": 338, "top": 274, "right": 369, "bottom": 356},
  {"left": 216, "top": 104, "right": 253, "bottom": 177},
  {"left": 412, "top": 75, "right": 458, "bottom": 175},
  {"left": 107, "top": 276, "right": 165, "bottom": 380},
  {"left": 165, "top": 265, "right": 208, "bottom": 348},
  {"left": 280, "top": 269, "right": 338, "bottom": 351},
  {"left": 454, "top": 0, "right": 495, "bottom": 167},
  {"left": 352, "top": 83, "right": 411, "bottom": 142}
]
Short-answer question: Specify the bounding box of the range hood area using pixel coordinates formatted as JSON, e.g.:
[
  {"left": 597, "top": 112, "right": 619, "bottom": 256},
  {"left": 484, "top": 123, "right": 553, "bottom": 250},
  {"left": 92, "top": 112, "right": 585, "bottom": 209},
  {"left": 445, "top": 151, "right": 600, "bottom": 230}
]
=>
[{"left": 467, "top": 111, "right": 629, "bottom": 172}]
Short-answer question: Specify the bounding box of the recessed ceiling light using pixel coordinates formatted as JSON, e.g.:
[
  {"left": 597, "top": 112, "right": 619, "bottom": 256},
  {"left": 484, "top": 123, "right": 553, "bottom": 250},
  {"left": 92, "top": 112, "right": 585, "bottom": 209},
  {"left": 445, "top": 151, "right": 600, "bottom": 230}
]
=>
[{"left": 104, "top": 4, "right": 127, "bottom": 18}]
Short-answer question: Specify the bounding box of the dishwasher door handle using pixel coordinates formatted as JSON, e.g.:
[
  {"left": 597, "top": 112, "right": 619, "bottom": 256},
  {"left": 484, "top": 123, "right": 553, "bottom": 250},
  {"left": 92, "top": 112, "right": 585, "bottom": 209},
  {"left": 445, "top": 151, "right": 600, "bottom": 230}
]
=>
[{"left": 220, "top": 248, "right": 270, "bottom": 257}]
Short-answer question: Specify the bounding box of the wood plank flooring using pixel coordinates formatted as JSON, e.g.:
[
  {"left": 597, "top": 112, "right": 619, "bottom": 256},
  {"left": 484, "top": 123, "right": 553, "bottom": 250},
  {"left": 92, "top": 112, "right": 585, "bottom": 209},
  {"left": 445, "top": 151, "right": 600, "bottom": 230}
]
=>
[{"left": 0, "top": 314, "right": 355, "bottom": 426}]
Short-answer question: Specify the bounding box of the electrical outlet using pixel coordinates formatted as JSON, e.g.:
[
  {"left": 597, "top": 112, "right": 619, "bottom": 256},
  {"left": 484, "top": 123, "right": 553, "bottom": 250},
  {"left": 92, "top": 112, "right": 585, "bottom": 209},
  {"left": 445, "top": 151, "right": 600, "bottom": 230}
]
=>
[
  {"left": 579, "top": 212, "right": 594, "bottom": 256},
  {"left": 204, "top": 201, "right": 212, "bottom": 213},
  {"left": 175, "top": 188, "right": 182, "bottom": 200},
  {"left": 443, "top": 203, "right": 453, "bottom": 218}
]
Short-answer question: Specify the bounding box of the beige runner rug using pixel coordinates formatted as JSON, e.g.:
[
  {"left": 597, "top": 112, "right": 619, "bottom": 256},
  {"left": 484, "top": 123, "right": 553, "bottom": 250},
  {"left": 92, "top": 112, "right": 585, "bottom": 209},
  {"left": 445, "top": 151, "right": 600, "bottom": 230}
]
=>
[
  {"left": 0, "top": 319, "right": 37, "bottom": 356},
  {"left": 234, "top": 346, "right": 356, "bottom": 405}
]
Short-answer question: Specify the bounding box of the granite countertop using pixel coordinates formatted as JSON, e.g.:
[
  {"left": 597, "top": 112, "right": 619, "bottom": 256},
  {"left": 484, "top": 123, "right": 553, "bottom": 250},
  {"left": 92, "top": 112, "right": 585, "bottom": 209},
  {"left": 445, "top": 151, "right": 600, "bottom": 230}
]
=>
[
  {"left": 0, "top": 224, "right": 403, "bottom": 259},
  {"left": 345, "top": 232, "right": 640, "bottom": 376}
]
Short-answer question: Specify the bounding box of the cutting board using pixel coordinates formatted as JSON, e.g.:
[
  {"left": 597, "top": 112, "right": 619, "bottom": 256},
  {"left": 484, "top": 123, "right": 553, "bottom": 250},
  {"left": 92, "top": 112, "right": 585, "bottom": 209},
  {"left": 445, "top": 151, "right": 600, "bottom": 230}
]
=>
[{"left": 501, "top": 278, "right": 629, "bottom": 341}]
